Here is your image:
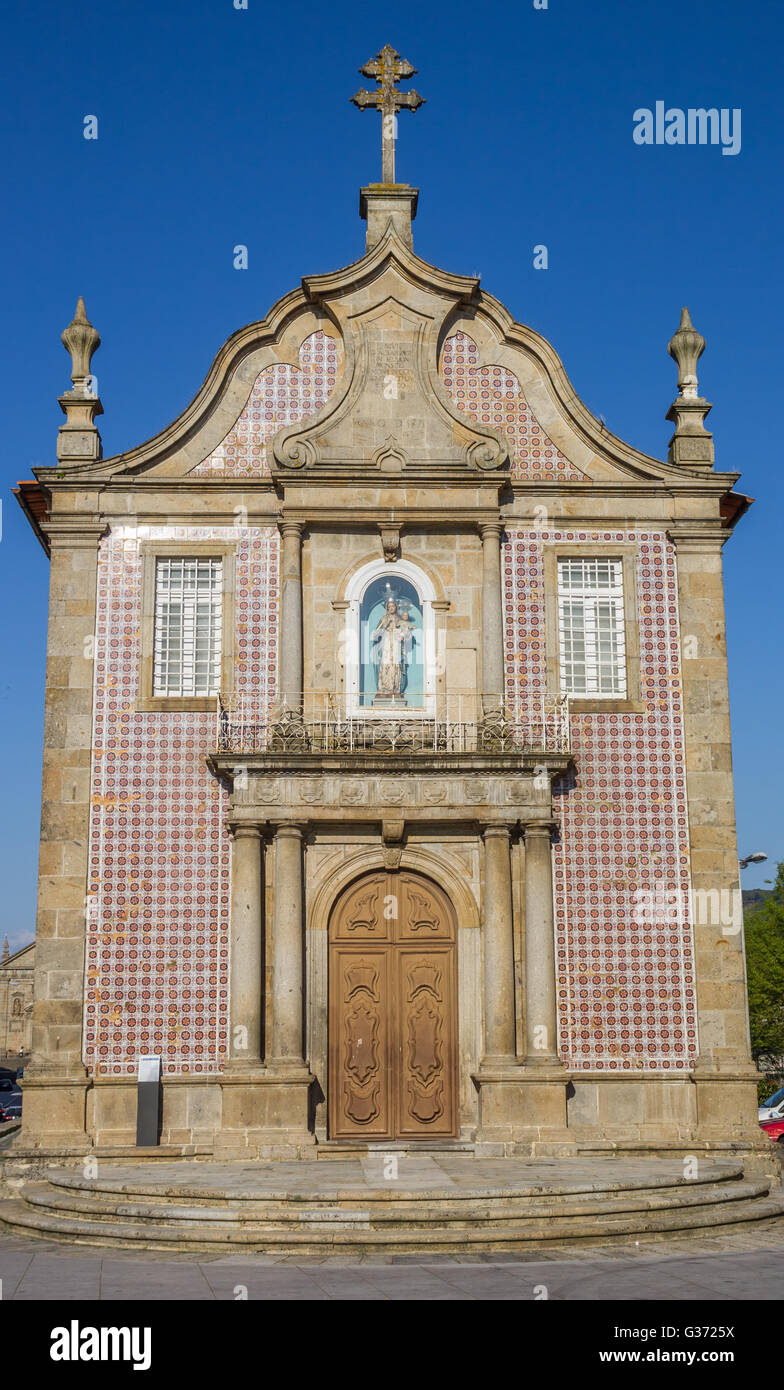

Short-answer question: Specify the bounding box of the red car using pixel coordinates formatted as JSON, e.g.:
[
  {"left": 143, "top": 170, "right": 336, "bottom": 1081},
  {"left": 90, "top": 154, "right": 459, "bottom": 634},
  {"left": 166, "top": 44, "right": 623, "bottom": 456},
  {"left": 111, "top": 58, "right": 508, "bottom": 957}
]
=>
[{"left": 760, "top": 1116, "right": 784, "bottom": 1144}]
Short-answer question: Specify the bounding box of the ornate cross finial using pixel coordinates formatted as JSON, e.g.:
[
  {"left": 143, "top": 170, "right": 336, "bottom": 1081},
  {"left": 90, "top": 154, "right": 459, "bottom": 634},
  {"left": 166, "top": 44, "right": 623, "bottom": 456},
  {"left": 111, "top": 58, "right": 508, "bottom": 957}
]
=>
[{"left": 351, "top": 44, "right": 425, "bottom": 184}]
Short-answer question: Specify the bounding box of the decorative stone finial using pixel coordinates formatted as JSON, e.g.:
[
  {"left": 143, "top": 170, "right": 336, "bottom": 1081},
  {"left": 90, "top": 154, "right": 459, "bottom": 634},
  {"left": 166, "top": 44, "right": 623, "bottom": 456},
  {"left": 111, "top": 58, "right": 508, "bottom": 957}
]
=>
[
  {"left": 62, "top": 296, "right": 101, "bottom": 389},
  {"left": 57, "top": 297, "right": 103, "bottom": 463},
  {"left": 666, "top": 307, "right": 714, "bottom": 469},
  {"left": 668, "top": 306, "right": 705, "bottom": 399},
  {"left": 1, "top": 936, "right": 8, "bottom": 963}
]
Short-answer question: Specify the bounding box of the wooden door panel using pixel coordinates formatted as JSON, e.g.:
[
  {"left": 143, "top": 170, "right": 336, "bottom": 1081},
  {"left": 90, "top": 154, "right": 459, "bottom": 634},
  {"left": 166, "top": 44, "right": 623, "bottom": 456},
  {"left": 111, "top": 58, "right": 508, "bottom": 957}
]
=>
[
  {"left": 330, "top": 872, "right": 390, "bottom": 941},
  {"left": 397, "top": 874, "right": 453, "bottom": 941},
  {"left": 329, "top": 872, "right": 458, "bottom": 1141},
  {"left": 329, "top": 949, "right": 391, "bottom": 1139},
  {"left": 397, "top": 947, "right": 457, "bottom": 1138}
]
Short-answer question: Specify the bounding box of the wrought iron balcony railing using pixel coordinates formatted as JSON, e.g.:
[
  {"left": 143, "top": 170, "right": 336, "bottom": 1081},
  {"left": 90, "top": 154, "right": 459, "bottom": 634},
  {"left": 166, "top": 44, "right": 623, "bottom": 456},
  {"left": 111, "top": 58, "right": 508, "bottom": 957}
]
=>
[{"left": 215, "top": 692, "right": 570, "bottom": 757}]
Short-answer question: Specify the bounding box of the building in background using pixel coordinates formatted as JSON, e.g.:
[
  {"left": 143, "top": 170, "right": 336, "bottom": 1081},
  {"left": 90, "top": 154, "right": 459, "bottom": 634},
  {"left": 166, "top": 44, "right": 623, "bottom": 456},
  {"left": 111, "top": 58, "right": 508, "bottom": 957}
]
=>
[
  {"left": 13, "top": 49, "right": 766, "bottom": 1166},
  {"left": 0, "top": 940, "right": 34, "bottom": 1059}
]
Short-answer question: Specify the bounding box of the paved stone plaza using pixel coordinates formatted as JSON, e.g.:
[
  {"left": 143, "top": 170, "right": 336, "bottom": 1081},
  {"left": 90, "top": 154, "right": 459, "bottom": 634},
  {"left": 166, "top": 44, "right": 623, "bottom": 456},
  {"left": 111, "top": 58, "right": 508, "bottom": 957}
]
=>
[{"left": 0, "top": 1226, "right": 782, "bottom": 1300}]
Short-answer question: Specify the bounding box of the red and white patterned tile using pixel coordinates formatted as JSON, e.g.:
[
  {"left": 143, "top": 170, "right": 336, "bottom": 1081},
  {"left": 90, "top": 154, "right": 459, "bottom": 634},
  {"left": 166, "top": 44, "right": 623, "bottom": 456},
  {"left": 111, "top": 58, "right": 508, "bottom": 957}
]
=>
[
  {"left": 189, "top": 330, "right": 339, "bottom": 476},
  {"left": 441, "top": 331, "right": 585, "bottom": 481},
  {"left": 84, "top": 526, "right": 278, "bottom": 1076},
  {"left": 504, "top": 529, "right": 697, "bottom": 1071}
]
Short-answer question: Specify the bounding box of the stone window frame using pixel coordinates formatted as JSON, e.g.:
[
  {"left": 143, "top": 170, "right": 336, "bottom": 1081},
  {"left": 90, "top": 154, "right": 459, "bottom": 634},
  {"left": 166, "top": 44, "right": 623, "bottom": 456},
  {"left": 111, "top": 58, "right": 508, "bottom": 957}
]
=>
[
  {"left": 542, "top": 543, "right": 644, "bottom": 714},
  {"left": 137, "top": 540, "right": 237, "bottom": 713}
]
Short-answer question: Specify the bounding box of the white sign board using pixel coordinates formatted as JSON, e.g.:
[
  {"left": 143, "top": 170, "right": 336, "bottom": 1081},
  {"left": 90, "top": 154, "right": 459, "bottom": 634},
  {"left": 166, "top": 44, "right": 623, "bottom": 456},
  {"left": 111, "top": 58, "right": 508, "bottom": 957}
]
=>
[{"left": 137, "top": 1054, "right": 161, "bottom": 1083}]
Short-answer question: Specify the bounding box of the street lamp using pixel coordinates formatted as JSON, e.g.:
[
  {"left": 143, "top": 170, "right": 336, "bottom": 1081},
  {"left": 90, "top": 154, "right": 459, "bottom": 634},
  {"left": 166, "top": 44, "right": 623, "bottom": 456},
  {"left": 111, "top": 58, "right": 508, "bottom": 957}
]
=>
[{"left": 739, "top": 851, "right": 767, "bottom": 870}]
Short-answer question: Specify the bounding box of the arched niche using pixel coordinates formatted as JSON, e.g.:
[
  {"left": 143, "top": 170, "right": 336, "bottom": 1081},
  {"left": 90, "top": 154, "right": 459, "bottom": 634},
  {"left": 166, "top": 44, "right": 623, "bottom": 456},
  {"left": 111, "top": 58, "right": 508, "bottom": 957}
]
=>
[{"left": 343, "top": 558, "right": 437, "bottom": 716}]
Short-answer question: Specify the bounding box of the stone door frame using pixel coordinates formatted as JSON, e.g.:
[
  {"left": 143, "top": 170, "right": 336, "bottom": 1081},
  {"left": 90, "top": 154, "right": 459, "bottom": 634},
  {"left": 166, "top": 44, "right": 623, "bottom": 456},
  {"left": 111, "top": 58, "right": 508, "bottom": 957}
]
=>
[{"left": 307, "top": 841, "right": 482, "bottom": 1143}]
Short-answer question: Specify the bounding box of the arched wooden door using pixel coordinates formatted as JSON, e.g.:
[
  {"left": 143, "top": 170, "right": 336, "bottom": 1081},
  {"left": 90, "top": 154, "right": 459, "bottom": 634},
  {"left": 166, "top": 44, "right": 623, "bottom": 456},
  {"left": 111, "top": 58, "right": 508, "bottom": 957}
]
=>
[{"left": 328, "top": 870, "right": 458, "bottom": 1140}]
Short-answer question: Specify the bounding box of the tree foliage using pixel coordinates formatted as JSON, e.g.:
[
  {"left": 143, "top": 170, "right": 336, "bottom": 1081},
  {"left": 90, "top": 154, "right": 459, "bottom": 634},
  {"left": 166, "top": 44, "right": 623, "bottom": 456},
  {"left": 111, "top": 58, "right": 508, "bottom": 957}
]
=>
[{"left": 744, "top": 861, "right": 784, "bottom": 1070}]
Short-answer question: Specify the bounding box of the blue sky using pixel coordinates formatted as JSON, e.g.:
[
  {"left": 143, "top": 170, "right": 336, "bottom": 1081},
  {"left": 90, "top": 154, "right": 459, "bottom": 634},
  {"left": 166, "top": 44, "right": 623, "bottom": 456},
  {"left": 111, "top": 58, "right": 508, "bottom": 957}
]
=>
[{"left": 1, "top": 0, "right": 781, "bottom": 950}]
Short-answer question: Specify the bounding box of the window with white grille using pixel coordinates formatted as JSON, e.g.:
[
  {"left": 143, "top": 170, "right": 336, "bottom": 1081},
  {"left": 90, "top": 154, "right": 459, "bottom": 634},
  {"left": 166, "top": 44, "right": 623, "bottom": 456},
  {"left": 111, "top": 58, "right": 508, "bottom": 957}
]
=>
[
  {"left": 152, "top": 557, "right": 223, "bottom": 697},
  {"left": 557, "top": 556, "right": 627, "bottom": 697}
]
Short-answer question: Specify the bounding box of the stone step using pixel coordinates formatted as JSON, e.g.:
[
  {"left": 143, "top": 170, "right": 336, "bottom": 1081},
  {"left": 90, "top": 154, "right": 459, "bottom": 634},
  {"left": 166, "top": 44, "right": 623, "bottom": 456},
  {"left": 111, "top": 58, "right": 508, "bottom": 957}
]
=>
[
  {"left": 315, "top": 1141, "right": 482, "bottom": 1160},
  {"left": 22, "top": 1178, "right": 772, "bottom": 1229},
  {"left": 3, "top": 1191, "right": 784, "bottom": 1255},
  {"left": 42, "top": 1157, "right": 748, "bottom": 1207}
]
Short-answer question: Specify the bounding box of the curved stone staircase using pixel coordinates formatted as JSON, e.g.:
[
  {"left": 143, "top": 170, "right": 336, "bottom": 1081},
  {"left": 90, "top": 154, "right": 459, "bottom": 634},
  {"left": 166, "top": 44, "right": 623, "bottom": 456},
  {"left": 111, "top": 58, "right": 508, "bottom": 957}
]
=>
[{"left": 2, "top": 1156, "right": 783, "bottom": 1255}]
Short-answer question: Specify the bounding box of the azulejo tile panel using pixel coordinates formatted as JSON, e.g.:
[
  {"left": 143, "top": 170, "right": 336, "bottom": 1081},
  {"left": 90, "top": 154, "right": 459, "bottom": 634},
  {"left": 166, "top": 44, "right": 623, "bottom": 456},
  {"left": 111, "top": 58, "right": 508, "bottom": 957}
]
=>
[
  {"left": 441, "top": 331, "right": 585, "bottom": 481},
  {"left": 189, "top": 330, "right": 339, "bottom": 476},
  {"left": 84, "top": 526, "right": 279, "bottom": 1076},
  {"left": 504, "top": 530, "right": 697, "bottom": 1071}
]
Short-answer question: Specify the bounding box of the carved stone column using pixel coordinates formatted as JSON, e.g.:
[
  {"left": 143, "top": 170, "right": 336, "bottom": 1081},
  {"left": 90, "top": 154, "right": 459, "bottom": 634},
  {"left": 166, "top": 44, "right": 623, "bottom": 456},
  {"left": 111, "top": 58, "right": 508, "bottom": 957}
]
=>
[
  {"left": 219, "top": 820, "right": 313, "bottom": 1154},
  {"left": 279, "top": 520, "right": 304, "bottom": 712},
  {"left": 269, "top": 823, "right": 307, "bottom": 1068},
  {"left": 226, "top": 825, "right": 263, "bottom": 1066},
  {"left": 481, "top": 825, "right": 517, "bottom": 1065},
  {"left": 523, "top": 823, "right": 561, "bottom": 1067},
  {"left": 480, "top": 521, "right": 504, "bottom": 715},
  {"left": 473, "top": 819, "right": 571, "bottom": 1148}
]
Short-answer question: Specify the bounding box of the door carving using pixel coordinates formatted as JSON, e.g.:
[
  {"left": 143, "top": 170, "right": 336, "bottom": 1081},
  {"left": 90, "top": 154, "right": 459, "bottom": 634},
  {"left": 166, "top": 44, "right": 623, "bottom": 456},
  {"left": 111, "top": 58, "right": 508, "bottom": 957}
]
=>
[{"left": 329, "top": 870, "right": 458, "bottom": 1140}]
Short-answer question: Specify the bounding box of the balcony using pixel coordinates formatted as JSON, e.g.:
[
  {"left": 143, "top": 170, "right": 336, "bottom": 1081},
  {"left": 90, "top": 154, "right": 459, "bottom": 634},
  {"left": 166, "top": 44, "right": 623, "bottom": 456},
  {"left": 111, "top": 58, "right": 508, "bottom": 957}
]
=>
[{"left": 215, "top": 691, "right": 571, "bottom": 758}]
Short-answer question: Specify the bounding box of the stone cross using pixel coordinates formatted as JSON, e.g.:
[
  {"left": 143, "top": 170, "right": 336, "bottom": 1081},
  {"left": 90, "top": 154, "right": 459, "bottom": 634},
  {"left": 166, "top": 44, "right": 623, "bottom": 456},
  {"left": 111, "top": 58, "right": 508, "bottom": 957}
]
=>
[{"left": 351, "top": 44, "right": 425, "bottom": 185}]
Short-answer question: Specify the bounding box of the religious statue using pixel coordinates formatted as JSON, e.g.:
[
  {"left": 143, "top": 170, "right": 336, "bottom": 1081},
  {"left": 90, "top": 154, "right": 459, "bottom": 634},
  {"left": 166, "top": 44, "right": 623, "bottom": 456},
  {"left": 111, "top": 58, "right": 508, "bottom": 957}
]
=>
[{"left": 371, "top": 598, "right": 415, "bottom": 704}]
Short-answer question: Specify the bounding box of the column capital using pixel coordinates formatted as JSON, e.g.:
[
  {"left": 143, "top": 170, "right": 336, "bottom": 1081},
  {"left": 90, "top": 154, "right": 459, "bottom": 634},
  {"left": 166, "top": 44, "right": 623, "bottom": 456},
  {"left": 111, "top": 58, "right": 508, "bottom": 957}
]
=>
[
  {"left": 482, "top": 822, "right": 515, "bottom": 842},
  {"left": 227, "top": 822, "right": 263, "bottom": 842},
  {"left": 523, "top": 820, "right": 557, "bottom": 843},
  {"left": 273, "top": 820, "right": 307, "bottom": 840},
  {"left": 278, "top": 518, "right": 305, "bottom": 540},
  {"left": 479, "top": 519, "right": 504, "bottom": 541}
]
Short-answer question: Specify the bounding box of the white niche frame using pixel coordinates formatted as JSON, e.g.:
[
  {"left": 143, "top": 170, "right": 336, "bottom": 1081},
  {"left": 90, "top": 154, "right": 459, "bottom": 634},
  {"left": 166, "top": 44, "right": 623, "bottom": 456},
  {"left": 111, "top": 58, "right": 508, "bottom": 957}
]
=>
[{"left": 343, "top": 558, "right": 437, "bottom": 718}]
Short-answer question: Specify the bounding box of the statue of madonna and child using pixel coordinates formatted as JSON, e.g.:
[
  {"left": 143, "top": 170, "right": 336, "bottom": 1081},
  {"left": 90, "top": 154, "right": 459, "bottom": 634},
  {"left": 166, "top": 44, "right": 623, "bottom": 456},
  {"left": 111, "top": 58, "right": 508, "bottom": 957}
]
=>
[{"left": 370, "top": 596, "right": 416, "bottom": 706}]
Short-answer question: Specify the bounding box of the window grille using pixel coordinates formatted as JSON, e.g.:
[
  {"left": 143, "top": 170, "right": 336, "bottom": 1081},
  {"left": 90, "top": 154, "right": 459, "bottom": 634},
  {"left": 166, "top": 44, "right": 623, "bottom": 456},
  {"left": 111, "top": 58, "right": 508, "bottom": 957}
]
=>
[
  {"left": 152, "top": 557, "right": 222, "bottom": 697},
  {"left": 557, "top": 556, "right": 626, "bottom": 696}
]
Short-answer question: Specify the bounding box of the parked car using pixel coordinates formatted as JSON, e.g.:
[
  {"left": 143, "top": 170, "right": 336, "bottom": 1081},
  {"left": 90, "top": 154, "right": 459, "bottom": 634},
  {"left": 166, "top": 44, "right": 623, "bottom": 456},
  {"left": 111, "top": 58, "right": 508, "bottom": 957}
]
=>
[
  {"left": 0, "top": 1078, "right": 22, "bottom": 1120},
  {"left": 758, "top": 1085, "right": 784, "bottom": 1121},
  {"left": 760, "top": 1116, "right": 784, "bottom": 1144}
]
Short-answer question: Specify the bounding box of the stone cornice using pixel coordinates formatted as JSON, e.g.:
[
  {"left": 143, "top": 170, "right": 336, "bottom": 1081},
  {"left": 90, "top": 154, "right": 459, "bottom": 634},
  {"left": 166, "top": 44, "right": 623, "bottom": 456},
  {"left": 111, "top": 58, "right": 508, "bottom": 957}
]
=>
[
  {"left": 666, "top": 523, "right": 731, "bottom": 552},
  {"left": 39, "top": 518, "right": 108, "bottom": 549},
  {"left": 209, "top": 751, "right": 572, "bottom": 779}
]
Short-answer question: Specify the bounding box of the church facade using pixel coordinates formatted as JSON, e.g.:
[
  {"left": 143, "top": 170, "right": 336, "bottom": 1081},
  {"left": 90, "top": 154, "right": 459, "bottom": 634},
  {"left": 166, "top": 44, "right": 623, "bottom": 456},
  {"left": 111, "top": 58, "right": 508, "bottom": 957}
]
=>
[{"left": 14, "top": 53, "right": 765, "bottom": 1163}]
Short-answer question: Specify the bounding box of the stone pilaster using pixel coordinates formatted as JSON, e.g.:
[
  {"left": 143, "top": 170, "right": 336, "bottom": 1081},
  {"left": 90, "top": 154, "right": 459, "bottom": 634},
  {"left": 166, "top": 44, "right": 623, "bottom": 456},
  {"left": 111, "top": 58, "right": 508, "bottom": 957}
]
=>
[
  {"left": 480, "top": 825, "right": 517, "bottom": 1066},
  {"left": 269, "top": 824, "right": 307, "bottom": 1068},
  {"left": 226, "top": 825, "right": 263, "bottom": 1066},
  {"left": 278, "top": 520, "right": 303, "bottom": 713},
  {"left": 479, "top": 521, "right": 504, "bottom": 715},
  {"left": 670, "top": 527, "right": 760, "bottom": 1138},
  {"left": 523, "top": 822, "right": 561, "bottom": 1068},
  {"left": 18, "top": 518, "right": 106, "bottom": 1151}
]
